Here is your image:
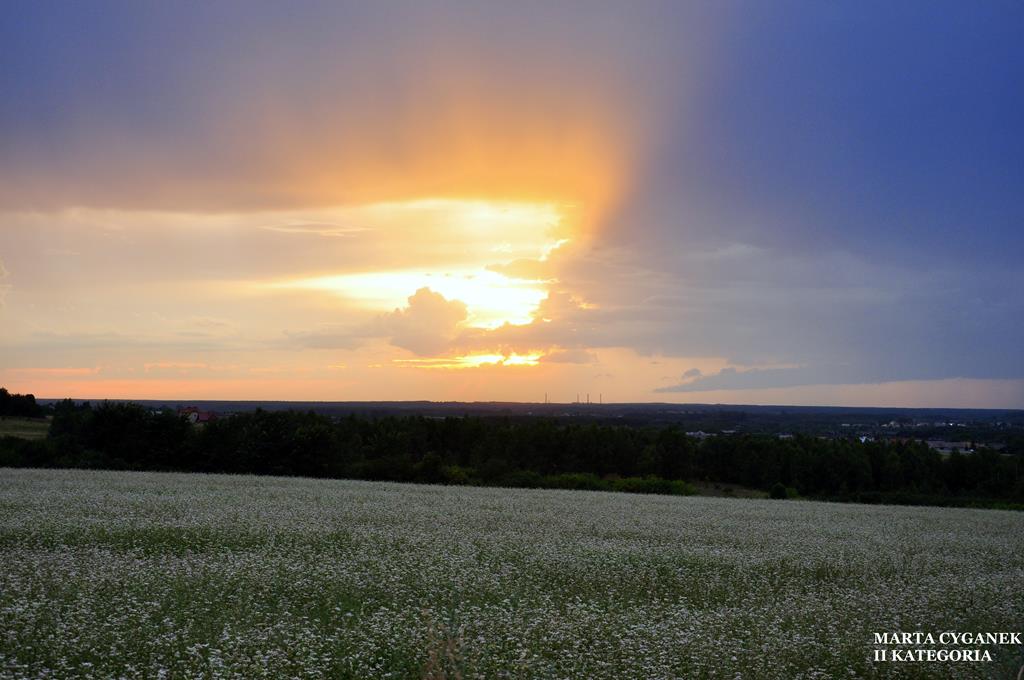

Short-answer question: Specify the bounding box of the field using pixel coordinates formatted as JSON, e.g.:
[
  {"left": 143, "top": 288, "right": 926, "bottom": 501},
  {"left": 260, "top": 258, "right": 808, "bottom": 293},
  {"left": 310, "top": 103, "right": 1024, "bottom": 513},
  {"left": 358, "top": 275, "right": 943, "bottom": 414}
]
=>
[
  {"left": 1, "top": 469, "right": 1022, "bottom": 679},
  {"left": 0, "top": 417, "right": 49, "bottom": 440}
]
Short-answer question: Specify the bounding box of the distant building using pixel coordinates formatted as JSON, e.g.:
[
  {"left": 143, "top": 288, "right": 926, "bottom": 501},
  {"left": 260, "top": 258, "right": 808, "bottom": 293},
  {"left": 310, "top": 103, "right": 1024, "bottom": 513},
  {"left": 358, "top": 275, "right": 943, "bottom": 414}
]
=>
[
  {"left": 925, "top": 440, "right": 973, "bottom": 455},
  {"left": 178, "top": 406, "right": 217, "bottom": 425}
]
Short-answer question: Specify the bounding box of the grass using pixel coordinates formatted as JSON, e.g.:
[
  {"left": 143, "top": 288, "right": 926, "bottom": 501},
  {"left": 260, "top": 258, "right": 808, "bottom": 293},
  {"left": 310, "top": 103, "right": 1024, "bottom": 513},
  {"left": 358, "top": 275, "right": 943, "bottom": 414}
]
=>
[
  {"left": 0, "top": 467, "right": 1022, "bottom": 678},
  {"left": 0, "top": 416, "right": 49, "bottom": 440}
]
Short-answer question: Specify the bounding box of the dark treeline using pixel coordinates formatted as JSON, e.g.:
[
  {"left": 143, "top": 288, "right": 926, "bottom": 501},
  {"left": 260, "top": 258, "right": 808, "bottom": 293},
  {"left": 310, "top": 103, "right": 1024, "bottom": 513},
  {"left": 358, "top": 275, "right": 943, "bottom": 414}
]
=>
[
  {"left": 1, "top": 399, "right": 1022, "bottom": 508},
  {"left": 0, "top": 388, "right": 44, "bottom": 418}
]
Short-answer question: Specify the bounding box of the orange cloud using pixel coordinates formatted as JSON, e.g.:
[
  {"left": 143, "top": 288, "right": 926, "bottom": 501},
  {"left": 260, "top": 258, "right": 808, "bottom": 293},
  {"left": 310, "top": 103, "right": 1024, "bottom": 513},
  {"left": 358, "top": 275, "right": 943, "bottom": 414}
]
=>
[
  {"left": 5, "top": 367, "right": 102, "bottom": 378},
  {"left": 374, "top": 288, "right": 468, "bottom": 356},
  {"left": 540, "top": 349, "right": 598, "bottom": 365}
]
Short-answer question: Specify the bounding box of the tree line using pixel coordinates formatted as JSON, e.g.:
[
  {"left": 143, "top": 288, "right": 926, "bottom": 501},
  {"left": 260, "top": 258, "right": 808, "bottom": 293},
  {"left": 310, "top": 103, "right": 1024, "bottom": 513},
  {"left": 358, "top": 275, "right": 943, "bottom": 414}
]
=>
[
  {"left": 0, "top": 388, "right": 44, "bottom": 418},
  {"left": 1, "top": 398, "right": 1021, "bottom": 508}
]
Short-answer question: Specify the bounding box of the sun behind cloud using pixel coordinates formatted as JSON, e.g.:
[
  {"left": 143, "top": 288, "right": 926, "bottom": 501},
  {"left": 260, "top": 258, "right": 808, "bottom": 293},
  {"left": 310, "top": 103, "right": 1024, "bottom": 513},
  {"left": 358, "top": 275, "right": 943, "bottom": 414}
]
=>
[{"left": 272, "top": 198, "right": 572, "bottom": 330}]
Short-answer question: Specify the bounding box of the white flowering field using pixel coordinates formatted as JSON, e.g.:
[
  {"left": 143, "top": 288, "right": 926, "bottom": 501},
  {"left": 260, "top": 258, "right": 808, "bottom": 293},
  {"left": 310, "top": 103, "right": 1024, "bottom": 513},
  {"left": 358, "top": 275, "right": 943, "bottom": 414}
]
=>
[{"left": 1, "top": 468, "right": 1022, "bottom": 679}]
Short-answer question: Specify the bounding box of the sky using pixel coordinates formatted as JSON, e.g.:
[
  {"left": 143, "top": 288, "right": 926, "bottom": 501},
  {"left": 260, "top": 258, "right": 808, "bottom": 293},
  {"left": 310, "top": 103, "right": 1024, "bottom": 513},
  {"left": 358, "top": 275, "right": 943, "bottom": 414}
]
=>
[{"left": 1, "top": 1, "right": 1023, "bottom": 407}]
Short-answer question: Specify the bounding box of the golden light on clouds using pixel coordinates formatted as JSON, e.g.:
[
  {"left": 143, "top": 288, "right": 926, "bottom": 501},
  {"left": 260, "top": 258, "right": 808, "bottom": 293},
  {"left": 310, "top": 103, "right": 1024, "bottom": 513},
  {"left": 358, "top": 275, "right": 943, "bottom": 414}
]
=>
[
  {"left": 288, "top": 269, "right": 547, "bottom": 329},
  {"left": 270, "top": 198, "right": 570, "bottom": 329},
  {"left": 392, "top": 353, "right": 543, "bottom": 369}
]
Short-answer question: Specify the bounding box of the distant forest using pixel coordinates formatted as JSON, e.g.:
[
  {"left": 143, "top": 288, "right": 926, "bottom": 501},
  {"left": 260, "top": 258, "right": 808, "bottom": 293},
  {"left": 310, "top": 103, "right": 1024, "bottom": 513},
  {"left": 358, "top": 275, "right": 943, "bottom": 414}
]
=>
[
  {"left": 1, "top": 393, "right": 1021, "bottom": 509},
  {"left": 0, "top": 388, "right": 44, "bottom": 418}
]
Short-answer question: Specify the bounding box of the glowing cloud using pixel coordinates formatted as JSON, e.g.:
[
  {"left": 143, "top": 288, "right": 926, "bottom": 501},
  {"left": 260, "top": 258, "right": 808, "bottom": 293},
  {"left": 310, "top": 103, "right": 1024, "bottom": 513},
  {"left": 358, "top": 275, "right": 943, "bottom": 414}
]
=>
[
  {"left": 271, "top": 199, "right": 570, "bottom": 329},
  {"left": 374, "top": 288, "right": 468, "bottom": 356},
  {"left": 392, "top": 353, "right": 543, "bottom": 370},
  {"left": 294, "top": 270, "right": 547, "bottom": 329}
]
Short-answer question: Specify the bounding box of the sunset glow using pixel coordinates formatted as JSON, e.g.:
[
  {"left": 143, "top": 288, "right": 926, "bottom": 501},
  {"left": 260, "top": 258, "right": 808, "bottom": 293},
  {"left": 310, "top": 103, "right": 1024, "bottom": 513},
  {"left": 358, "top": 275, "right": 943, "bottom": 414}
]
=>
[
  {"left": 392, "top": 353, "right": 544, "bottom": 369},
  {"left": 267, "top": 198, "right": 567, "bottom": 329},
  {"left": 282, "top": 269, "right": 549, "bottom": 329},
  {"left": 1, "top": 2, "right": 1021, "bottom": 407}
]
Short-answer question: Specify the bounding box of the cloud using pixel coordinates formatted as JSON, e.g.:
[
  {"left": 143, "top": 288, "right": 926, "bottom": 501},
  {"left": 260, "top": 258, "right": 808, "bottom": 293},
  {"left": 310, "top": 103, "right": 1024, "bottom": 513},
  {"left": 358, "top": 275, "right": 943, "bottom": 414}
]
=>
[
  {"left": 546, "top": 239, "right": 1024, "bottom": 387},
  {"left": 260, "top": 223, "right": 369, "bottom": 238},
  {"left": 657, "top": 365, "right": 881, "bottom": 392},
  {"left": 0, "top": 3, "right": 703, "bottom": 212},
  {"left": 5, "top": 367, "right": 102, "bottom": 378},
  {"left": 2, "top": 3, "right": 1023, "bottom": 406},
  {"left": 374, "top": 288, "right": 468, "bottom": 356},
  {"left": 485, "top": 258, "right": 552, "bottom": 281},
  {"left": 445, "top": 288, "right": 602, "bottom": 357},
  {"left": 283, "top": 327, "right": 361, "bottom": 350},
  {"left": 0, "top": 258, "right": 8, "bottom": 306},
  {"left": 540, "top": 348, "right": 597, "bottom": 364}
]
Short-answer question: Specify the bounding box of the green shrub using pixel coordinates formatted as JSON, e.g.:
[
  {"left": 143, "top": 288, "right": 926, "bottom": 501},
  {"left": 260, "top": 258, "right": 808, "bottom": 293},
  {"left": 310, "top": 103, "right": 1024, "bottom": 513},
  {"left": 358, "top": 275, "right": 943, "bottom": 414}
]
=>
[
  {"left": 501, "top": 470, "right": 543, "bottom": 488},
  {"left": 442, "top": 465, "right": 473, "bottom": 485}
]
